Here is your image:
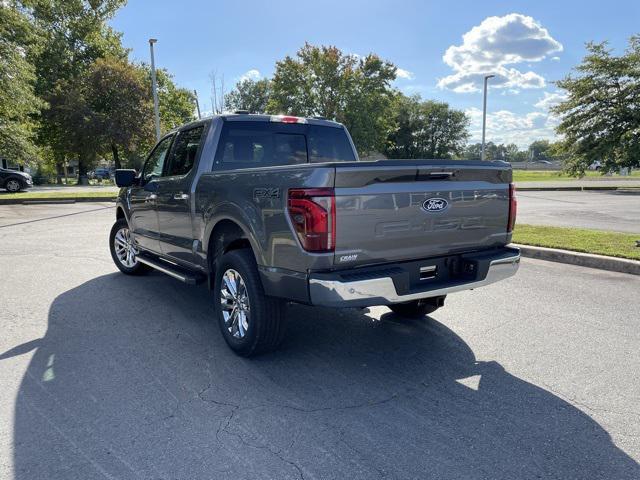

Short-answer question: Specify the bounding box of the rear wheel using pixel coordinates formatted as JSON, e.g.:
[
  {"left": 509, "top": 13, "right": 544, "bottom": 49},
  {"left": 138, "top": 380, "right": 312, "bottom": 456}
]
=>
[
  {"left": 214, "top": 249, "right": 286, "bottom": 357},
  {"left": 388, "top": 297, "right": 445, "bottom": 318},
  {"left": 109, "top": 218, "right": 149, "bottom": 275}
]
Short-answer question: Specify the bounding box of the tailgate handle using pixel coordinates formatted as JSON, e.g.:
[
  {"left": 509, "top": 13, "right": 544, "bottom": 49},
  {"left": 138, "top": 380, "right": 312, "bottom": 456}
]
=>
[
  {"left": 420, "top": 265, "right": 437, "bottom": 280},
  {"left": 428, "top": 171, "right": 454, "bottom": 179}
]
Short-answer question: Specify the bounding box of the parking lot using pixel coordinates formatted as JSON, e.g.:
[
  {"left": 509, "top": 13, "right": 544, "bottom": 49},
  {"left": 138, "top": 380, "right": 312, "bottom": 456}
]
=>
[
  {"left": 1, "top": 203, "right": 639, "bottom": 479},
  {"left": 518, "top": 189, "right": 640, "bottom": 233}
]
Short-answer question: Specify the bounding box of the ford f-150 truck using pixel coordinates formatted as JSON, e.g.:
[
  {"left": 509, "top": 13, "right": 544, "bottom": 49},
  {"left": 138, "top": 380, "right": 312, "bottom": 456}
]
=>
[{"left": 111, "top": 113, "right": 519, "bottom": 356}]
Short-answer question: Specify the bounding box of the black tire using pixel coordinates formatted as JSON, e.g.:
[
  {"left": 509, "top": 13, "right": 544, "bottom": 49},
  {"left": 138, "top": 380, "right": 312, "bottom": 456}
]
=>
[
  {"left": 109, "top": 218, "right": 150, "bottom": 275},
  {"left": 214, "top": 249, "right": 286, "bottom": 357},
  {"left": 388, "top": 298, "right": 444, "bottom": 318},
  {"left": 5, "top": 178, "right": 23, "bottom": 192}
]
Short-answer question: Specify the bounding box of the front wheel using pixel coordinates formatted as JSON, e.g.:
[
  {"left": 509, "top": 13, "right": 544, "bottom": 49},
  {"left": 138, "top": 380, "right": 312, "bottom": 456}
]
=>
[
  {"left": 388, "top": 297, "right": 445, "bottom": 318},
  {"left": 214, "top": 249, "right": 286, "bottom": 357},
  {"left": 5, "top": 179, "right": 23, "bottom": 192},
  {"left": 109, "top": 218, "right": 149, "bottom": 275}
]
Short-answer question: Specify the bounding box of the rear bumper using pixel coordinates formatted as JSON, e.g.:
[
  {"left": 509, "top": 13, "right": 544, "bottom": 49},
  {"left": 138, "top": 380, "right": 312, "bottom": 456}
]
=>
[{"left": 309, "top": 247, "right": 520, "bottom": 307}]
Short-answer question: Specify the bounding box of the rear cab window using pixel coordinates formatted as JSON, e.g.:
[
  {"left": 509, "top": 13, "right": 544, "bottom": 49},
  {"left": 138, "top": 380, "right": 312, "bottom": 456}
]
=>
[{"left": 213, "top": 121, "right": 356, "bottom": 169}]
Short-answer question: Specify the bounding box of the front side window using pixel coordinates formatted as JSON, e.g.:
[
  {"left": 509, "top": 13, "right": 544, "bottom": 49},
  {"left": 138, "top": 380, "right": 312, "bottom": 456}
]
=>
[
  {"left": 165, "top": 126, "right": 205, "bottom": 177},
  {"left": 142, "top": 135, "right": 173, "bottom": 181}
]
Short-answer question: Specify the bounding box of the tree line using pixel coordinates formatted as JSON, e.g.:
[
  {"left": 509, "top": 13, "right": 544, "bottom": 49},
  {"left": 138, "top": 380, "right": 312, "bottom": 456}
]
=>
[
  {"left": 224, "top": 43, "right": 471, "bottom": 160},
  {"left": 1, "top": 0, "right": 196, "bottom": 182},
  {"left": 224, "top": 39, "right": 640, "bottom": 173},
  {"left": 2, "top": 1, "right": 638, "bottom": 179}
]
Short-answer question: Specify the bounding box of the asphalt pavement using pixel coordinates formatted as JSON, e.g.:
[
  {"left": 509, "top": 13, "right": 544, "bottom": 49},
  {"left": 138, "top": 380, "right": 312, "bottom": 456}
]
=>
[
  {"left": 1, "top": 203, "right": 639, "bottom": 479},
  {"left": 518, "top": 189, "right": 640, "bottom": 233}
]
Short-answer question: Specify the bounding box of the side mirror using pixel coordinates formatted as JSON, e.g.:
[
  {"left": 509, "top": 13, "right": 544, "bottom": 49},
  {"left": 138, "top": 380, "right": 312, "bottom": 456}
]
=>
[{"left": 115, "top": 169, "right": 137, "bottom": 187}]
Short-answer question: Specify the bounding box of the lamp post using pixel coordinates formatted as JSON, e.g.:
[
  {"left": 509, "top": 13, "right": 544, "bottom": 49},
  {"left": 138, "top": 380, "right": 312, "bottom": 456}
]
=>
[
  {"left": 149, "top": 38, "right": 161, "bottom": 142},
  {"left": 481, "top": 74, "right": 495, "bottom": 161},
  {"left": 194, "top": 89, "right": 201, "bottom": 119}
]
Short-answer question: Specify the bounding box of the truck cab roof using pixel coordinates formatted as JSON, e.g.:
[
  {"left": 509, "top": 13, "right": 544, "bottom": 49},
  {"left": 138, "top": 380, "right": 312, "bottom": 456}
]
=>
[{"left": 174, "top": 113, "right": 344, "bottom": 134}]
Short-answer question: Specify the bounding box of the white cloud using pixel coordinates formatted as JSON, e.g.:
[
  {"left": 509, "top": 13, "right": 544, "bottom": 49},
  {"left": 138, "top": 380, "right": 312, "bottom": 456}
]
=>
[
  {"left": 534, "top": 91, "right": 567, "bottom": 109},
  {"left": 551, "top": 56, "right": 561, "bottom": 61},
  {"left": 439, "top": 13, "right": 562, "bottom": 93},
  {"left": 239, "top": 69, "right": 262, "bottom": 82},
  {"left": 466, "top": 107, "right": 557, "bottom": 148},
  {"left": 440, "top": 66, "right": 545, "bottom": 93},
  {"left": 395, "top": 68, "right": 415, "bottom": 80}
]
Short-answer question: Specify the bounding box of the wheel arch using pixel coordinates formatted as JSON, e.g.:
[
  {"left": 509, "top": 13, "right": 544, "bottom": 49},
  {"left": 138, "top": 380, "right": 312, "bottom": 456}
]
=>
[{"left": 205, "top": 218, "right": 258, "bottom": 283}]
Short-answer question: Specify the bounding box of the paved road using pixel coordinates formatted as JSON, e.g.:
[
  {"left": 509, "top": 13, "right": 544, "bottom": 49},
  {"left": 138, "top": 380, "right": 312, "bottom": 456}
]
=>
[
  {"left": 518, "top": 189, "right": 640, "bottom": 233},
  {"left": 1, "top": 204, "right": 639, "bottom": 479}
]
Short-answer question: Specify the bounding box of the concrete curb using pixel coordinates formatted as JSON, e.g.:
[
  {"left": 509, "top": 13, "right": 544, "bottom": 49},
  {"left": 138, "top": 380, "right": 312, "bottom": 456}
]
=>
[
  {"left": 0, "top": 197, "right": 116, "bottom": 205},
  {"left": 513, "top": 243, "right": 640, "bottom": 276}
]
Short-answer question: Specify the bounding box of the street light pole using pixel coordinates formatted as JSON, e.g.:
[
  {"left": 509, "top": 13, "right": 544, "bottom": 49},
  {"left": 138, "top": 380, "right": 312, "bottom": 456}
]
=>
[
  {"left": 481, "top": 74, "right": 495, "bottom": 161},
  {"left": 193, "top": 89, "right": 201, "bottom": 119},
  {"left": 149, "top": 38, "right": 161, "bottom": 142}
]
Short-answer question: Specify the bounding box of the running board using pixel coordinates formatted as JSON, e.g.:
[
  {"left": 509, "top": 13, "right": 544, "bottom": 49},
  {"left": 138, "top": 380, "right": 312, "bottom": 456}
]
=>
[{"left": 137, "top": 255, "right": 203, "bottom": 285}]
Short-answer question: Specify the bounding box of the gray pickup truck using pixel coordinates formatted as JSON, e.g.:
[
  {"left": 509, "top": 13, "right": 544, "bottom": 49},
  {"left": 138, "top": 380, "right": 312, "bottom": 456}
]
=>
[{"left": 111, "top": 113, "right": 519, "bottom": 356}]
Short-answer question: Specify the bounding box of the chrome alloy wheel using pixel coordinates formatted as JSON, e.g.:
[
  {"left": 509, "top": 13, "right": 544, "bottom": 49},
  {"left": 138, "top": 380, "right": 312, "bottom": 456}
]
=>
[
  {"left": 113, "top": 227, "right": 138, "bottom": 268},
  {"left": 220, "top": 269, "right": 250, "bottom": 338}
]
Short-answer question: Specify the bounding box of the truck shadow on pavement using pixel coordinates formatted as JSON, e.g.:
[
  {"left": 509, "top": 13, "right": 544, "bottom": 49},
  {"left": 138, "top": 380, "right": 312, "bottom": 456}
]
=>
[{"left": 10, "top": 272, "right": 640, "bottom": 479}]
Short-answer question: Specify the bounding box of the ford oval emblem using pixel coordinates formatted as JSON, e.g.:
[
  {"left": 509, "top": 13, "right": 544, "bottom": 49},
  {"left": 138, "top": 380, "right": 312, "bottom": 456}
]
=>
[{"left": 422, "top": 197, "right": 448, "bottom": 212}]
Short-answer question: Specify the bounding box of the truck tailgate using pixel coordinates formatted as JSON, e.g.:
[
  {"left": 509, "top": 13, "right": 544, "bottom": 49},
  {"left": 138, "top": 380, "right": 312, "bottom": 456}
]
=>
[{"left": 333, "top": 160, "right": 512, "bottom": 267}]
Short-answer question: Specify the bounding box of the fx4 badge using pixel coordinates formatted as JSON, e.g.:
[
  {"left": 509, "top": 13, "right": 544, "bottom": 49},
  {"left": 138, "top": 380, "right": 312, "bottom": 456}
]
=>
[
  {"left": 422, "top": 198, "right": 449, "bottom": 212},
  {"left": 253, "top": 187, "right": 280, "bottom": 200}
]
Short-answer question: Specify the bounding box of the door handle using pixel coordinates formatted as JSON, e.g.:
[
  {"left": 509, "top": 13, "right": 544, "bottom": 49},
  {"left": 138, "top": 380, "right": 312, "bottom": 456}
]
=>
[
  {"left": 146, "top": 193, "right": 158, "bottom": 202},
  {"left": 173, "top": 193, "right": 189, "bottom": 200}
]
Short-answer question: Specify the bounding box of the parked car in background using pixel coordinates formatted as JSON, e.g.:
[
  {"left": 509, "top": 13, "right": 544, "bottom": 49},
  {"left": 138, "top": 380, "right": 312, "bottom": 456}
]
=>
[
  {"left": 89, "top": 167, "right": 112, "bottom": 180},
  {"left": 588, "top": 160, "right": 602, "bottom": 171},
  {"left": 0, "top": 167, "right": 33, "bottom": 192},
  {"left": 110, "top": 113, "right": 519, "bottom": 357}
]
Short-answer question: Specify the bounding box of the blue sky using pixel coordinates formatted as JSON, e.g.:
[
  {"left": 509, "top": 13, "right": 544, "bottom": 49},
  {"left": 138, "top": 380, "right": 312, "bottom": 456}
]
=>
[{"left": 111, "top": 0, "right": 639, "bottom": 147}]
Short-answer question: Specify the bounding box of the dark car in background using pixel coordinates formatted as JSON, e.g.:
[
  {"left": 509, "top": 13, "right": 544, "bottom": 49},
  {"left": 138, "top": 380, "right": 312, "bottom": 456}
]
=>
[
  {"left": 89, "top": 167, "right": 112, "bottom": 180},
  {"left": 0, "top": 168, "right": 33, "bottom": 192}
]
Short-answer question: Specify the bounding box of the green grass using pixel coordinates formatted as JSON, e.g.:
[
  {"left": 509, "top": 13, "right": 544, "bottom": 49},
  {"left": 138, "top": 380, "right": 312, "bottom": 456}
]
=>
[
  {"left": 513, "top": 224, "right": 640, "bottom": 260},
  {"left": 0, "top": 190, "right": 117, "bottom": 200},
  {"left": 513, "top": 170, "right": 640, "bottom": 182}
]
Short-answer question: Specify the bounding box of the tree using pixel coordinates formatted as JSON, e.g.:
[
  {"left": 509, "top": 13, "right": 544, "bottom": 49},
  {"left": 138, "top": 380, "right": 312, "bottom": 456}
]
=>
[
  {"left": 225, "top": 78, "right": 271, "bottom": 113},
  {"left": 84, "top": 58, "right": 154, "bottom": 169},
  {"left": 268, "top": 43, "right": 397, "bottom": 155},
  {"left": 553, "top": 36, "right": 640, "bottom": 174},
  {"left": 529, "top": 140, "right": 552, "bottom": 160},
  {"left": 0, "top": 2, "right": 43, "bottom": 163},
  {"left": 151, "top": 67, "right": 196, "bottom": 133},
  {"left": 27, "top": 0, "right": 127, "bottom": 181},
  {"left": 385, "top": 95, "right": 469, "bottom": 159},
  {"left": 461, "top": 142, "right": 529, "bottom": 162}
]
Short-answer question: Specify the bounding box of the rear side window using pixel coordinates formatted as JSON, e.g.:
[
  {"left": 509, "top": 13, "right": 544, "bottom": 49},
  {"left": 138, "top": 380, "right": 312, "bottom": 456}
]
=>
[
  {"left": 214, "top": 122, "right": 355, "bottom": 169},
  {"left": 165, "top": 126, "right": 205, "bottom": 177}
]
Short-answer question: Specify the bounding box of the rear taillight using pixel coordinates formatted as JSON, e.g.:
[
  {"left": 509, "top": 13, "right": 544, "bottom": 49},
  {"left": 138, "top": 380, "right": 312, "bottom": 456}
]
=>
[
  {"left": 287, "top": 188, "right": 335, "bottom": 252},
  {"left": 508, "top": 183, "right": 517, "bottom": 232}
]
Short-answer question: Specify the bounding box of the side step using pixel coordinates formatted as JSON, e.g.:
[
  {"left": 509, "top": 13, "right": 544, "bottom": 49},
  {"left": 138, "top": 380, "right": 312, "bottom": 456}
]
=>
[{"left": 137, "top": 255, "right": 205, "bottom": 285}]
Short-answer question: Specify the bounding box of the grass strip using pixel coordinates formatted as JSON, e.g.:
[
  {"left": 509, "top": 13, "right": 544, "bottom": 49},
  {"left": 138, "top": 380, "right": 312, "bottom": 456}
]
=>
[{"left": 513, "top": 224, "right": 640, "bottom": 260}]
